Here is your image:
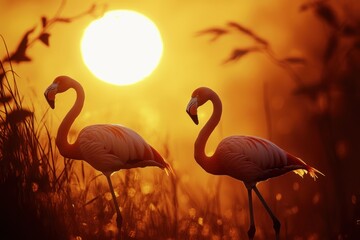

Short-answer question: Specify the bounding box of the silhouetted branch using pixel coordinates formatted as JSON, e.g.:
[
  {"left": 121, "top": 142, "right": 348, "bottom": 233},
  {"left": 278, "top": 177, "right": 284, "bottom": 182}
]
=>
[
  {"left": 227, "top": 21, "right": 269, "bottom": 46},
  {"left": 1, "top": 0, "right": 99, "bottom": 64},
  {"left": 222, "top": 48, "right": 259, "bottom": 64},
  {"left": 301, "top": 0, "right": 339, "bottom": 28},
  {"left": 195, "top": 27, "right": 228, "bottom": 42},
  {"left": 196, "top": 22, "right": 304, "bottom": 86},
  {"left": 8, "top": 27, "right": 35, "bottom": 63},
  {"left": 314, "top": 2, "right": 339, "bottom": 29},
  {"left": 262, "top": 48, "right": 304, "bottom": 86}
]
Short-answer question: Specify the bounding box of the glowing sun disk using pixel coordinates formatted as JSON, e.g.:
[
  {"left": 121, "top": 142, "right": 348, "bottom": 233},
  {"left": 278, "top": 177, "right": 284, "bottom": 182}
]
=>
[{"left": 81, "top": 10, "right": 163, "bottom": 85}]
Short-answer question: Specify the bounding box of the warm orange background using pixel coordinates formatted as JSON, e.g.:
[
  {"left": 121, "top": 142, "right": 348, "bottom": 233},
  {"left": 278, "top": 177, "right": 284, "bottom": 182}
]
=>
[
  {"left": 1, "top": 0, "right": 359, "bottom": 238},
  {"left": 0, "top": 0, "right": 331, "bottom": 204},
  {"left": 0, "top": 0, "right": 329, "bottom": 165}
]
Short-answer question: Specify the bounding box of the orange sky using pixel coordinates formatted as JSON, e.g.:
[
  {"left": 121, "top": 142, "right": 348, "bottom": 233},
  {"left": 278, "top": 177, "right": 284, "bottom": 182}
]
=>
[{"left": 0, "top": 0, "right": 334, "bottom": 197}]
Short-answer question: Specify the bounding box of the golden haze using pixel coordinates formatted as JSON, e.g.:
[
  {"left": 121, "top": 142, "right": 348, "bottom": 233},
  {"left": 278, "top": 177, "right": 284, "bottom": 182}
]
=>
[{"left": 0, "top": 0, "right": 338, "bottom": 221}]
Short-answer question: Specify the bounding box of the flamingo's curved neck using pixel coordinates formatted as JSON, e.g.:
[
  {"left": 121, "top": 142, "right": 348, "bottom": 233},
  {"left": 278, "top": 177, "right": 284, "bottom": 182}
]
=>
[
  {"left": 56, "top": 80, "right": 84, "bottom": 159},
  {"left": 194, "top": 92, "right": 222, "bottom": 174}
]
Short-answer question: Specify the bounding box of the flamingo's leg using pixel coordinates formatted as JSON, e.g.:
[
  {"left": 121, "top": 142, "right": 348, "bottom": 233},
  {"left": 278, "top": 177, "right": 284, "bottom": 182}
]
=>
[
  {"left": 253, "top": 186, "right": 280, "bottom": 240},
  {"left": 247, "top": 188, "right": 256, "bottom": 240},
  {"left": 105, "top": 174, "right": 123, "bottom": 230}
]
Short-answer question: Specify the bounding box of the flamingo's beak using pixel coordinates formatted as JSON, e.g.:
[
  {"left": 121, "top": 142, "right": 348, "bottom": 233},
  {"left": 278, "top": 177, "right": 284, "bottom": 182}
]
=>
[
  {"left": 186, "top": 97, "right": 199, "bottom": 125},
  {"left": 188, "top": 112, "right": 199, "bottom": 125},
  {"left": 44, "top": 83, "right": 58, "bottom": 109},
  {"left": 47, "top": 99, "right": 55, "bottom": 109}
]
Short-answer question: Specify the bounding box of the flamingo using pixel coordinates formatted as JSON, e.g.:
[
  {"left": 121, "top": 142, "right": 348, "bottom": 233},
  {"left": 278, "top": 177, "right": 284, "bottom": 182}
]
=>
[
  {"left": 44, "top": 75, "right": 171, "bottom": 233},
  {"left": 186, "top": 87, "right": 324, "bottom": 240}
]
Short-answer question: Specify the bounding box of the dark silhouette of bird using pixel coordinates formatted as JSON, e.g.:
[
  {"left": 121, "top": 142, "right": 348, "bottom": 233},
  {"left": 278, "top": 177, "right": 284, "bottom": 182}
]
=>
[
  {"left": 44, "top": 75, "right": 171, "bottom": 236},
  {"left": 186, "top": 86, "right": 324, "bottom": 240}
]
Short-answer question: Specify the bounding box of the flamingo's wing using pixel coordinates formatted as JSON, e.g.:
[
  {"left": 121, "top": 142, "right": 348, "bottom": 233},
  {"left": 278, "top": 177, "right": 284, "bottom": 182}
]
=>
[
  {"left": 236, "top": 136, "right": 323, "bottom": 180},
  {"left": 221, "top": 151, "right": 263, "bottom": 184},
  {"left": 77, "top": 124, "right": 167, "bottom": 173},
  {"left": 220, "top": 149, "right": 297, "bottom": 186},
  {"left": 218, "top": 136, "right": 321, "bottom": 183},
  {"left": 238, "top": 136, "right": 288, "bottom": 169},
  {"left": 218, "top": 136, "right": 287, "bottom": 167},
  {"left": 216, "top": 136, "right": 293, "bottom": 184}
]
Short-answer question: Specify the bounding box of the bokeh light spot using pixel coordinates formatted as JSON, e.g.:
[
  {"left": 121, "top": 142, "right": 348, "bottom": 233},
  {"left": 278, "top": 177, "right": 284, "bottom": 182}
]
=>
[
  {"left": 313, "top": 193, "right": 320, "bottom": 205},
  {"left": 293, "top": 182, "right": 300, "bottom": 191},
  {"left": 351, "top": 194, "right": 357, "bottom": 205},
  {"left": 189, "top": 207, "right": 196, "bottom": 219},
  {"left": 336, "top": 139, "right": 348, "bottom": 160}
]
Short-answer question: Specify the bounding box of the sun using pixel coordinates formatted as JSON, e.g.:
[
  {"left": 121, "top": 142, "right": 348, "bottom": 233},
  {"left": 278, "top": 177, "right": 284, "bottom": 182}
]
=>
[{"left": 81, "top": 10, "right": 163, "bottom": 86}]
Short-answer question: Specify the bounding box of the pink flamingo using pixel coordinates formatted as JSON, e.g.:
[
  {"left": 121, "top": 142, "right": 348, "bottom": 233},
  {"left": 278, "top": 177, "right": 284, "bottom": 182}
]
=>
[
  {"left": 186, "top": 87, "right": 324, "bottom": 240},
  {"left": 44, "top": 76, "right": 171, "bottom": 232}
]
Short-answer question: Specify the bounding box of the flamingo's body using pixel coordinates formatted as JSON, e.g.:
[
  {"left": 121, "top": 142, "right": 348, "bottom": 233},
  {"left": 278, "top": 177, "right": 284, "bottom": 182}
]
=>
[
  {"left": 212, "top": 135, "right": 317, "bottom": 186},
  {"left": 44, "top": 76, "right": 170, "bottom": 233},
  {"left": 77, "top": 124, "right": 167, "bottom": 173},
  {"left": 186, "top": 87, "right": 323, "bottom": 240}
]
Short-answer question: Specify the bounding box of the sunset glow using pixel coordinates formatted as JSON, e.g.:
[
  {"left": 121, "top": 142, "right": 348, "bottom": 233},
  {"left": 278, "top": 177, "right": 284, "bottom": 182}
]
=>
[
  {"left": 2, "top": 1, "right": 358, "bottom": 239},
  {"left": 81, "top": 10, "right": 163, "bottom": 85}
]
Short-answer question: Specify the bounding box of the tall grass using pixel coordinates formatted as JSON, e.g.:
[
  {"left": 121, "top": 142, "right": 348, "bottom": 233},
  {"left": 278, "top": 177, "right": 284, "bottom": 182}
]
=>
[{"left": 0, "top": 53, "right": 69, "bottom": 238}]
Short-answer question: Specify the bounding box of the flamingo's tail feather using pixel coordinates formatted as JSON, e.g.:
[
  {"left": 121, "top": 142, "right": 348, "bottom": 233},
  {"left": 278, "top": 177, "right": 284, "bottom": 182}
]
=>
[
  {"left": 287, "top": 153, "right": 324, "bottom": 181},
  {"left": 307, "top": 166, "right": 325, "bottom": 181},
  {"left": 164, "top": 161, "right": 175, "bottom": 176},
  {"left": 148, "top": 145, "right": 174, "bottom": 176},
  {"left": 293, "top": 169, "right": 307, "bottom": 178}
]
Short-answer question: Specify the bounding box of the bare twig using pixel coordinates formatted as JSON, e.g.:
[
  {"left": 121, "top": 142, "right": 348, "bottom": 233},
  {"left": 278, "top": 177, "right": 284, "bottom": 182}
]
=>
[{"left": 1, "top": 0, "right": 98, "bottom": 63}]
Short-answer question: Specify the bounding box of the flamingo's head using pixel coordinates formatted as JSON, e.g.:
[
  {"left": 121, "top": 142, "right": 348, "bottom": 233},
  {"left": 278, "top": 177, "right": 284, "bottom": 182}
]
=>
[
  {"left": 186, "top": 96, "right": 198, "bottom": 125},
  {"left": 186, "top": 87, "right": 213, "bottom": 125},
  {"left": 44, "top": 76, "right": 74, "bottom": 109}
]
